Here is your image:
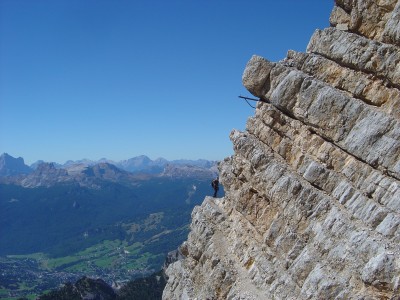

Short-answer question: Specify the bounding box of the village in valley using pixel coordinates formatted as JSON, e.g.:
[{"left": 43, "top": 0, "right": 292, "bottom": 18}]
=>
[{"left": 0, "top": 240, "right": 155, "bottom": 299}]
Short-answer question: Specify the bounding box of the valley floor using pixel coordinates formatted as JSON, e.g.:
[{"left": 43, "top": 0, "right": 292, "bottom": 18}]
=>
[{"left": 0, "top": 239, "right": 163, "bottom": 300}]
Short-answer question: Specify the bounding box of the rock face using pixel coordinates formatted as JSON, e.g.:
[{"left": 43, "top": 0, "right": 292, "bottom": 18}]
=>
[
  {"left": 0, "top": 153, "right": 32, "bottom": 176},
  {"left": 163, "top": 1, "right": 400, "bottom": 299}
]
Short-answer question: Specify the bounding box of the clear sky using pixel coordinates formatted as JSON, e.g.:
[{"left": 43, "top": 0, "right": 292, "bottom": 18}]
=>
[{"left": 0, "top": 0, "right": 333, "bottom": 165}]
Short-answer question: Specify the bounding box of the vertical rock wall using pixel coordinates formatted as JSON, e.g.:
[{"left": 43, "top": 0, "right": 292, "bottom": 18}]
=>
[{"left": 163, "top": 1, "right": 400, "bottom": 299}]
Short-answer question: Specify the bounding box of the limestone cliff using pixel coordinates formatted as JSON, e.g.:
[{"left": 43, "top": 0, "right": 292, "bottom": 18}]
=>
[{"left": 163, "top": 1, "right": 400, "bottom": 299}]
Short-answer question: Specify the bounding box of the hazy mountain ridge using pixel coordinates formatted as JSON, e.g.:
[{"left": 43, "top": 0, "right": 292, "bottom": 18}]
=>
[
  {"left": 0, "top": 153, "right": 218, "bottom": 187},
  {"left": 0, "top": 153, "right": 33, "bottom": 176}
]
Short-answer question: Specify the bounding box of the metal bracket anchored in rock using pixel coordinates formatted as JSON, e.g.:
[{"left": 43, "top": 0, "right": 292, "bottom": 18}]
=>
[{"left": 238, "top": 95, "right": 269, "bottom": 108}]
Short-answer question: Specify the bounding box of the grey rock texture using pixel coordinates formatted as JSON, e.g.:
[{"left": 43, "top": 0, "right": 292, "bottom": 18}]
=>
[{"left": 163, "top": 1, "right": 400, "bottom": 299}]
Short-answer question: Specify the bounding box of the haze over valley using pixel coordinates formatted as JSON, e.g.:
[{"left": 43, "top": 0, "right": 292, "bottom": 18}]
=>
[{"left": 0, "top": 153, "right": 220, "bottom": 299}]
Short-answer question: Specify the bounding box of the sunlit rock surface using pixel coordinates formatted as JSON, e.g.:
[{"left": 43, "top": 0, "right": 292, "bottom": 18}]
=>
[{"left": 163, "top": 1, "right": 400, "bottom": 299}]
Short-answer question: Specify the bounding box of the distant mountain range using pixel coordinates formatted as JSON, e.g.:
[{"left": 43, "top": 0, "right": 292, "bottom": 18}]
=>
[
  {"left": 0, "top": 152, "right": 221, "bottom": 299},
  {"left": 0, "top": 153, "right": 218, "bottom": 187}
]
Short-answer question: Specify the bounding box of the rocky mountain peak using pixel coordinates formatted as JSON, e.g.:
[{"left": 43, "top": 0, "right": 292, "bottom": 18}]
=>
[
  {"left": 84, "top": 162, "right": 131, "bottom": 181},
  {"left": 0, "top": 153, "right": 32, "bottom": 176},
  {"left": 35, "top": 162, "right": 59, "bottom": 173},
  {"left": 20, "top": 162, "right": 70, "bottom": 187},
  {"left": 161, "top": 164, "right": 217, "bottom": 179},
  {"left": 163, "top": 1, "right": 400, "bottom": 299}
]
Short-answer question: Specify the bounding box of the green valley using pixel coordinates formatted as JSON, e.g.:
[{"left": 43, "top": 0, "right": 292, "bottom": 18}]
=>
[{"left": 0, "top": 173, "right": 222, "bottom": 299}]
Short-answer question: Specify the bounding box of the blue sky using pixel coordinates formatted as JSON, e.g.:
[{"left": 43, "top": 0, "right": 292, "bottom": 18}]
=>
[{"left": 0, "top": 0, "right": 333, "bottom": 165}]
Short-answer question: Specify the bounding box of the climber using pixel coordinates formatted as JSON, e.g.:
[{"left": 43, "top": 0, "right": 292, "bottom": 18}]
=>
[{"left": 211, "top": 177, "right": 219, "bottom": 198}]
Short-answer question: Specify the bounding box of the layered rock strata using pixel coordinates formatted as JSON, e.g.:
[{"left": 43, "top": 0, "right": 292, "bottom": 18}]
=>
[{"left": 163, "top": 1, "right": 400, "bottom": 299}]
